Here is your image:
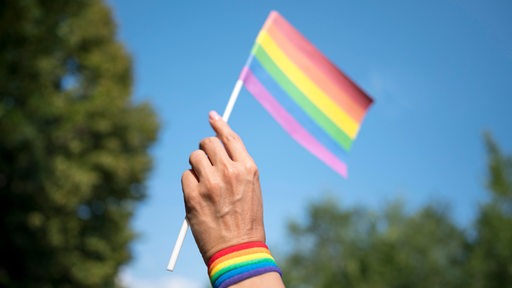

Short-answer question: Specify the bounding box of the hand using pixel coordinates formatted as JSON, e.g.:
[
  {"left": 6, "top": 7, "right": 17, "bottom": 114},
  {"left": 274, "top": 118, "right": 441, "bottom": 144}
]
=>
[{"left": 182, "top": 111, "right": 266, "bottom": 263}]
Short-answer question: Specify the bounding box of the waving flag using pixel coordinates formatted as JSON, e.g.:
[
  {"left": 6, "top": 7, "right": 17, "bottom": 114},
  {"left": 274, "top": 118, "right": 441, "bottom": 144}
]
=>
[{"left": 239, "top": 11, "right": 373, "bottom": 177}]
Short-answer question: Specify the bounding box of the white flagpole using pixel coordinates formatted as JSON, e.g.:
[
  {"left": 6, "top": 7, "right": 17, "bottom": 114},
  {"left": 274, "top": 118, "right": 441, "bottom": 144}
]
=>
[{"left": 166, "top": 79, "right": 244, "bottom": 272}]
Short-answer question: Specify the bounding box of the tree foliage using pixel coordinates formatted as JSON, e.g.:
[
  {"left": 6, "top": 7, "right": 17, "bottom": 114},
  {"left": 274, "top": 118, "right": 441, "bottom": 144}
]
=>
[
  {"left": 282, "top": 200, "right": 467, "bottom": 288},
  {"left": 467, "top": 134, "right": 512, "bottom": 287},
  {"left": 0, "top": 0, "right": 159, "bottom": 287},
  {"left": 281, "top": 135, "right": 512, "bottom": 288}
]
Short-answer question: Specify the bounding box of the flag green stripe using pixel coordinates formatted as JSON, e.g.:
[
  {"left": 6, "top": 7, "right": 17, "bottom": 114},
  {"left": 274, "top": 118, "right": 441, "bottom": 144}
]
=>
[{"left": 252, "top": 45, "right": 353, "bottom": 151}]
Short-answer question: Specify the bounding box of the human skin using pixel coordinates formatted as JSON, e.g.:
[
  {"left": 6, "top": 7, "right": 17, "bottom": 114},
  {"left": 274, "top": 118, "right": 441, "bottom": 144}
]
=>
[{"left": 182, "top": 110, "right": 285, "bottom": 288}]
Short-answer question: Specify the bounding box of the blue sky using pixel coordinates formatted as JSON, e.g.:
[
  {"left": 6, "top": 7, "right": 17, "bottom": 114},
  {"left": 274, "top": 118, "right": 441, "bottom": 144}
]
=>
[{"left": 106, "top": 1, "right": 512, "bottom": 287}]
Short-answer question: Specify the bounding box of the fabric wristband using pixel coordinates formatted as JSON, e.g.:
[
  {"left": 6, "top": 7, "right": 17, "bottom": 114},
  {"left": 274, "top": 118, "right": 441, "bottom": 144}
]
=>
[{"left": 207, "top": 241, "right": 282, "bottom": 288}]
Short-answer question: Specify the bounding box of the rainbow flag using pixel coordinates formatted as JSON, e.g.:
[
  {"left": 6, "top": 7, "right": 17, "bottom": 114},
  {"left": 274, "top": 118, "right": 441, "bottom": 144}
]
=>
[{"left": 238, "top": 11, "right": 373, "bottom": 177}]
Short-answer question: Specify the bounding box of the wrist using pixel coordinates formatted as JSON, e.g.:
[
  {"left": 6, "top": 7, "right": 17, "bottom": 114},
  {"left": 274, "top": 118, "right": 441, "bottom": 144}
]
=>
[{"left": 207, "top": 241, "right": 282, "bottom": 288}]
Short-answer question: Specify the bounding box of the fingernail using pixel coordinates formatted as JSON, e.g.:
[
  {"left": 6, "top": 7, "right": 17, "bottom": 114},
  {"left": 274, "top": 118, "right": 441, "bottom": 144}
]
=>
[{"left": 209, "top": 110, "right": 221, "bottom": 120}]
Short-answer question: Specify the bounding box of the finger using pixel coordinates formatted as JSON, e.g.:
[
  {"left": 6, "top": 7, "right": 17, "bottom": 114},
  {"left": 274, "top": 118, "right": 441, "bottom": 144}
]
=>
[
  {"left": 181, "top": 169, "right": 198, "bottom": 196},
  {"left": 199, "top": 137, "right": 230, "bottom": 166},
  {"left": 181, "top": 169, "right": 199, "bottom": 213},
  {"left": 208, "top": 110, "right": 250, "bottom": 162},
  {"left": 188, "top": 149, "right": 212, "bottom": 179}
]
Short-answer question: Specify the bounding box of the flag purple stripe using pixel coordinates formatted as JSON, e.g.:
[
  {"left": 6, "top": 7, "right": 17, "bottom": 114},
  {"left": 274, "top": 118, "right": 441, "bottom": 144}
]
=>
[
  {"left": 248, "top": 54, "right": 350, "bottom": 157},
  {"left": 241, "top": 67, "right": 348, "bottom": 177}
]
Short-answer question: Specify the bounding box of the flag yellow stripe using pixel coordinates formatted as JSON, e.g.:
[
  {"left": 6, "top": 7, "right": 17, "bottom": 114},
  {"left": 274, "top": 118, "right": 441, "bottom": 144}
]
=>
[{"left": 256, "top": 31, "right": 360, "bottom": 138}]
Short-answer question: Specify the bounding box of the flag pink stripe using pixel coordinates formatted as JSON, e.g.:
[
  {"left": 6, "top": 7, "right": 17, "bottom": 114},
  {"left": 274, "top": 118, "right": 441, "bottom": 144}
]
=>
[{"left": 241, "top": 67, "right": 347, "bottom": 177}]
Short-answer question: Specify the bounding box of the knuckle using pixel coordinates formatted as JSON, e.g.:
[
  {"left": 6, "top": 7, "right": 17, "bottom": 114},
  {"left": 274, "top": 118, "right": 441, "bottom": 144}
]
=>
[
  {"left": 189, "top": 150, "right": 204, "bottom": 163},
  {"left": 204, "top": 177, "right": 221, "bottom": 193},
  {"left": 199, "top": 137, "right": 217, "bottom": 149},
  {"left": 242, "top": 160, "right": 258, "bottom": 175},
  {"left": 181, "top": 170, "right": 191, "bottom": 182},
  {"left": 223, "top": 132, "right": 241, "bottom": 144},
  {"left": 220, "top": 163, "right": 240, "bottom": 179}
]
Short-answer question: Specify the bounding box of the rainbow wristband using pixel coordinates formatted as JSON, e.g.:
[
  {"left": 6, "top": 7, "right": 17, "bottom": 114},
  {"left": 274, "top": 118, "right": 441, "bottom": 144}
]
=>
[{"left": 207, "top": 242, "right": 282, "bottom": 288}]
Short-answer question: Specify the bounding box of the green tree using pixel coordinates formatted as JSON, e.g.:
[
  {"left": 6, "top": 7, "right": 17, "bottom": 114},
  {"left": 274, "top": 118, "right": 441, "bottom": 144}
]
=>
[
  {"left": 281, "top": 134, "right": 512, "bottom": 288},
  {"left": 467, "top": 134, "right": 512, "bottom": 287},
  {"left": 0, "top": 1, "right": 158, "bottom": 287},
  {"left": 281, "top": 198, "right": 467, "bottom": 288}
]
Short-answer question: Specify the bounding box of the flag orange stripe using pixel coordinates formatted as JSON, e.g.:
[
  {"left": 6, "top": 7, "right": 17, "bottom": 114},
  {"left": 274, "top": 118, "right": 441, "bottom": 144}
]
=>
[
  {"left": 265, "top": 22, "right": 364, "bottom": 122},
  {"left": 263, "top": 12, "right": 373, "bottom": 118}
]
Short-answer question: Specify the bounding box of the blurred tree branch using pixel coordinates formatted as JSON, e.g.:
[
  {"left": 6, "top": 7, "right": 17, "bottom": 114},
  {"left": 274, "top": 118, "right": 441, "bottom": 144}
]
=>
[{"left": 0, "top": 1, "right": 159, "bottom": 287}]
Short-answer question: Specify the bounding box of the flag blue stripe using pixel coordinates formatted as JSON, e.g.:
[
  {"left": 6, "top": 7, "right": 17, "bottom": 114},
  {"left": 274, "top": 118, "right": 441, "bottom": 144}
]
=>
[{"left": 248, "top": 56, "right": 349, "bottom": 161}]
